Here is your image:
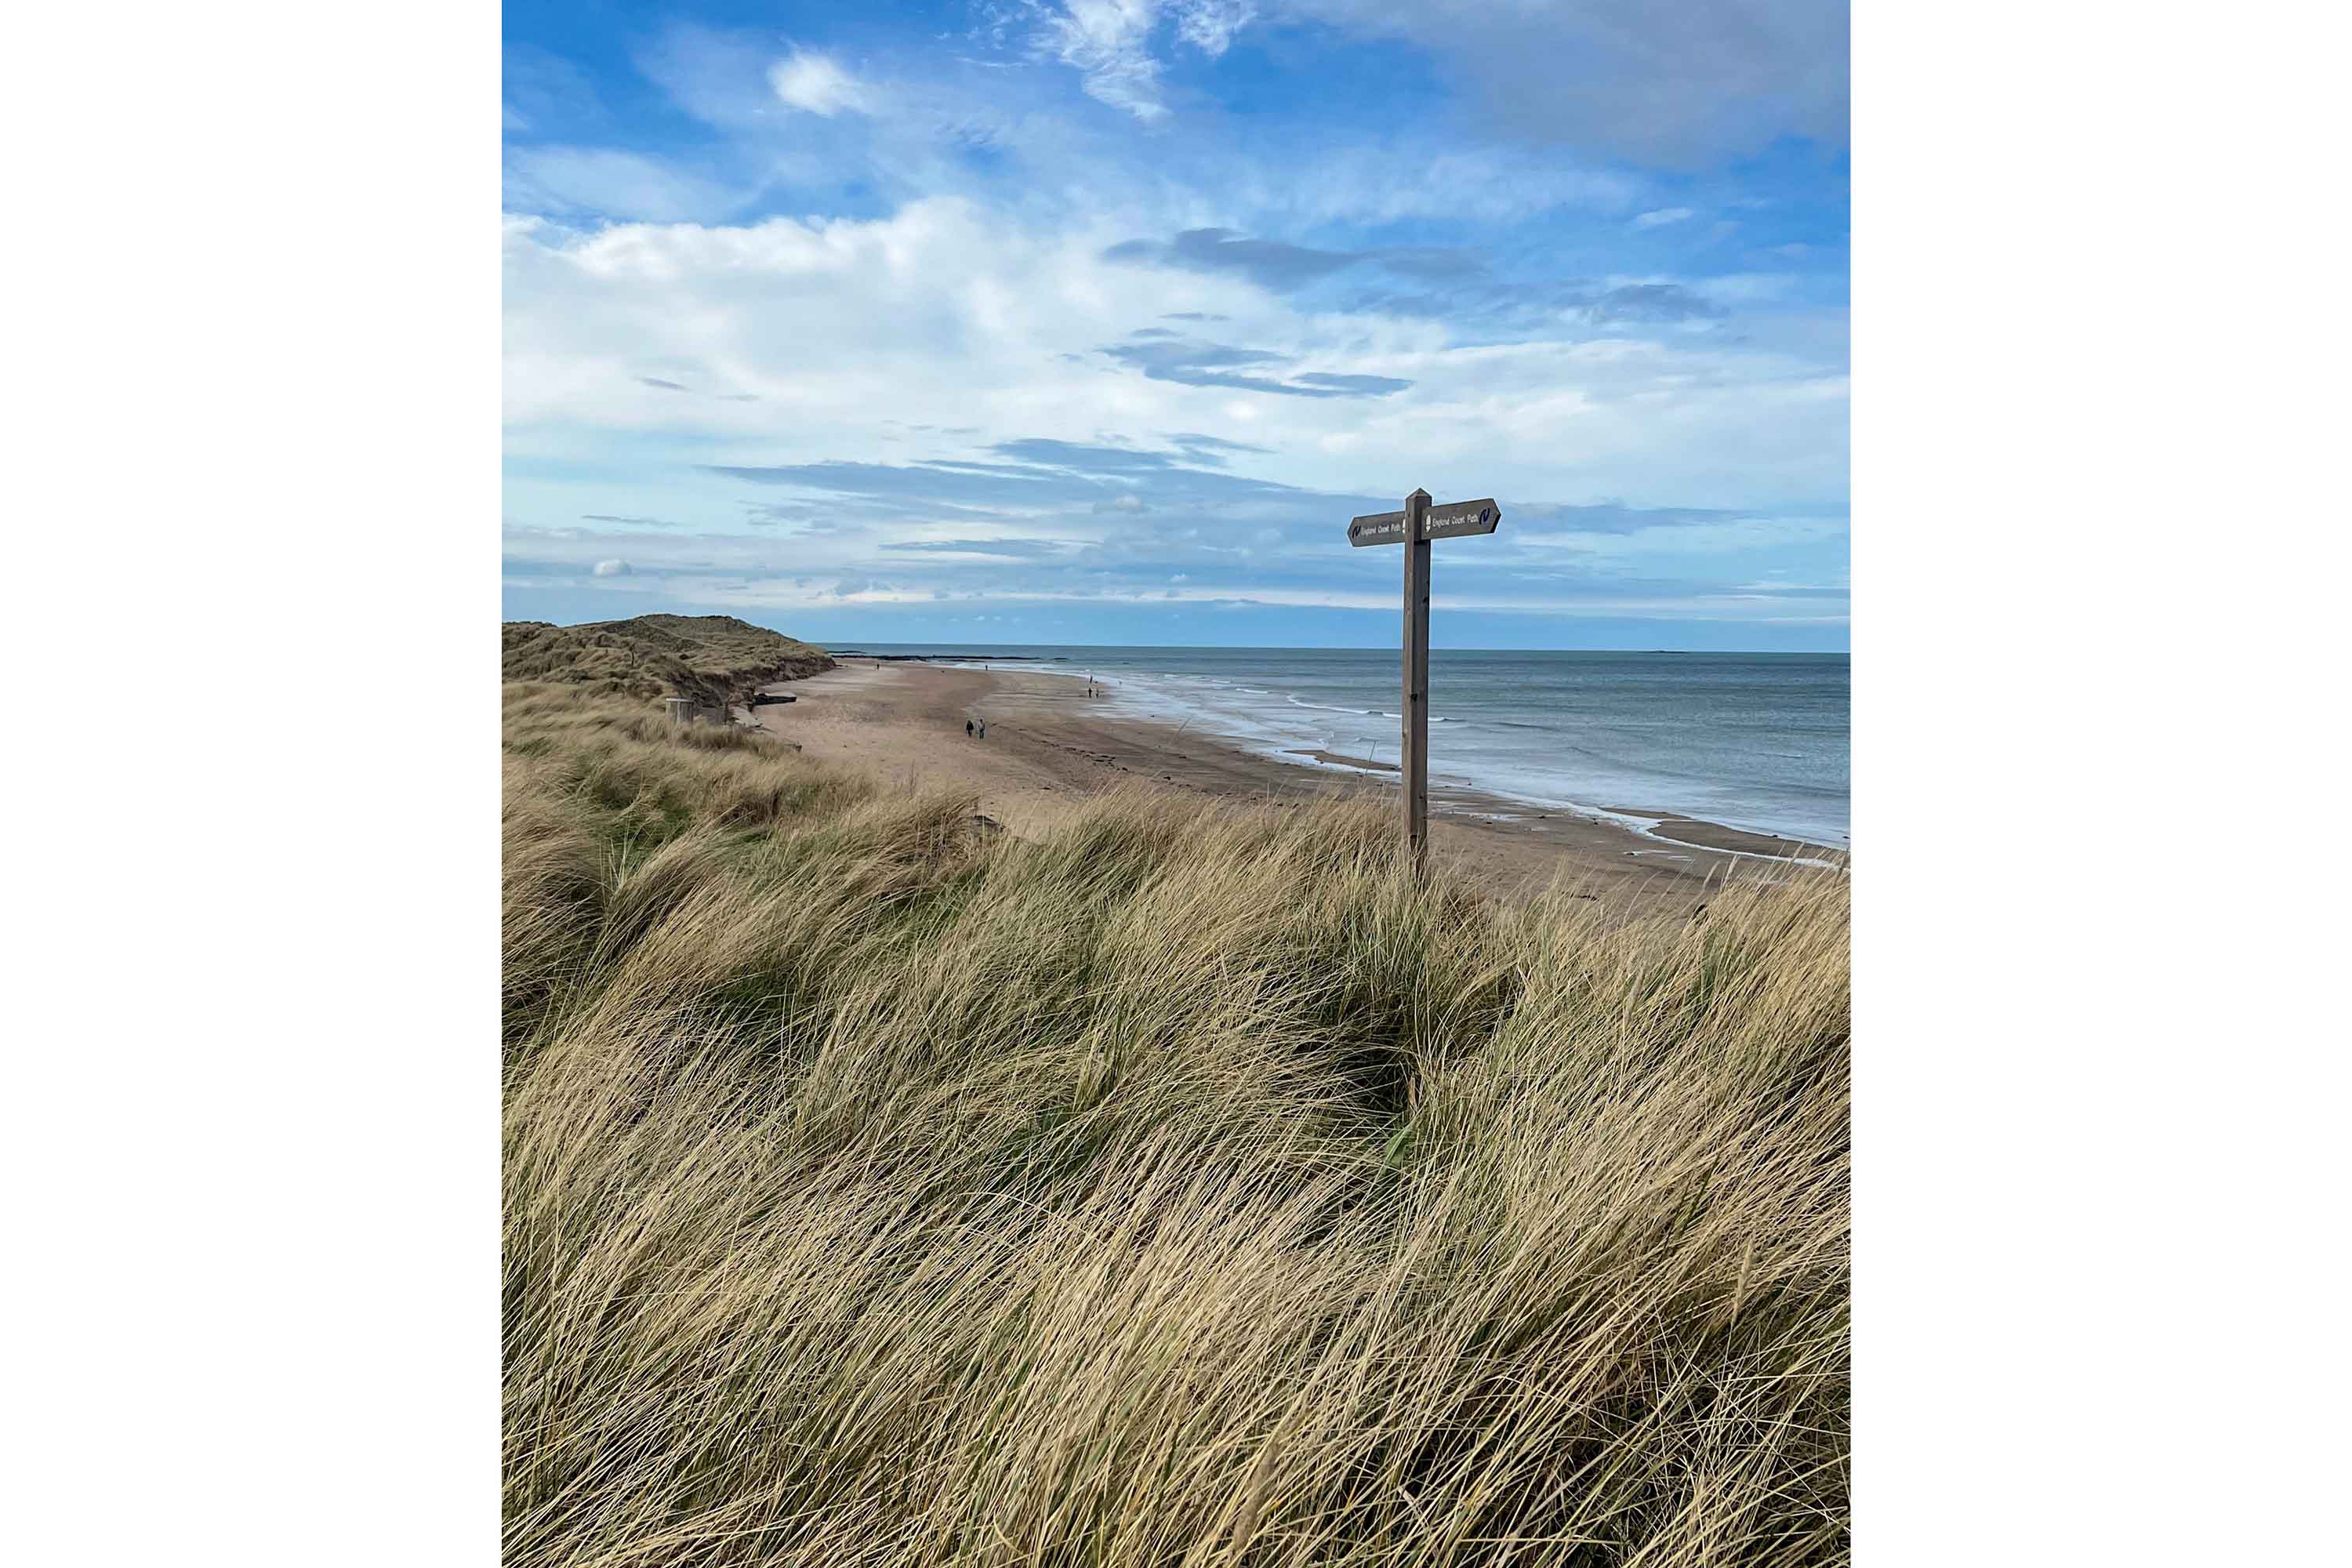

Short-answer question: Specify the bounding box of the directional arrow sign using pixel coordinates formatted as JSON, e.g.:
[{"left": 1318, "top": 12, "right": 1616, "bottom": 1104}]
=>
[
  {"left": 1343, "top": 489, "right": 1503, "bottom": 865},
  {"left": 1347, "top": 498, "right": 1501, "bottom": 546}
]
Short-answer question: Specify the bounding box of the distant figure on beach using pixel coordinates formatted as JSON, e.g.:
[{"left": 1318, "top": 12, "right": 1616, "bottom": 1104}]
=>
[
  {"left": 965, "top": 719, "right": 974, "bottom": 739},
  {"left": 977, "top": 718, "right": 986, "bottom": 739}
]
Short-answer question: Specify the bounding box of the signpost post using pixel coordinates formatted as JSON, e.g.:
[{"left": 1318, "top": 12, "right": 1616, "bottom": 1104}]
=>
[{"left": 1347, "top": 491, "right": 1501, "bottom": 864}]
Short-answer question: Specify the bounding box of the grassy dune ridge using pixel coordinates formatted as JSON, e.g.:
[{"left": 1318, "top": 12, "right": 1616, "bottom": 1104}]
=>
[
  {"left": 501, "top": 615, "right": 837, "bottom": 710},
  {"left": 503, "top": 680, "right": 1851, "bottom": 1566}
]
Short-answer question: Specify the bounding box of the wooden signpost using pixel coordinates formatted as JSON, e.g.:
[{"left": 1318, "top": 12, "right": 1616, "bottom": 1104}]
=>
[{"left": 1347, "top": 490, "right": 1501, "bottom": 862}]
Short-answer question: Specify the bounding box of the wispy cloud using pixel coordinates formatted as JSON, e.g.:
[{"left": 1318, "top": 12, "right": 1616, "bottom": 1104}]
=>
[
  {"left": 1172, "top": 1, "right": 1257, "bottom": 56},
  {"left": 1029, "top": 1, "right": 1263, "bottom": 122},
  {"left": 503, "top": 147, "right": 743, "bottom": 223},
  {"left": 1036, "top": 0, "right": 1178, "bottom": 123}
]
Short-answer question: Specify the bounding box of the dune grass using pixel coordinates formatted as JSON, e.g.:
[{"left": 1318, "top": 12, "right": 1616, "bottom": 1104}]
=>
[
  {"left": 503, "top": 681, "right": 1850, "bottom": 1566},
  {"left": 502, "top": 614, "right": 836, "bottom": 709}
]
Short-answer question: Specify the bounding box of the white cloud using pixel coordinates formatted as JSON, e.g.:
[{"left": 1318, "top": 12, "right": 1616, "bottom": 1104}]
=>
[
  {"left": 1033, "top": 1, "right": 1260, "bottom": 122},
  {"left": 501, "top": 198, "right": 1431, "bottom": 469},
  {"left": 503, "top": 147, "right": 742, "bottom": 223},
  {"left": 1173, "top": 1, "right": 1257, "bottom": 57},
  {"left": 1040, "top": 0, "right": 1171, "bottom": 122},
  {"left": 500, "top": 12, "right": 1843, "bottom": 632},
  {"left": 502, "top": 200, "right": 1845, "bottom": 615},
  {"left": 767, "top": 50, "right": 873, "bottom": 117}
]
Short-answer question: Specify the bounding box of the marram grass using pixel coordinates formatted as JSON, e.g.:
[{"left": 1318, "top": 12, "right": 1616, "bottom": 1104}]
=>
[{"left": 503, "top": 681, "right": 1849, "bottom": 1567}]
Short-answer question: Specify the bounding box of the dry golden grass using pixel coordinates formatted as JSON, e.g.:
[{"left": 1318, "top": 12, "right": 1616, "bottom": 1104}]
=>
[
  {"left": 502, "top": 614, "right": 837, "bottom": 709},
  {"left": 503, "top": 681, "right": 1849, "bottom": 1567}
]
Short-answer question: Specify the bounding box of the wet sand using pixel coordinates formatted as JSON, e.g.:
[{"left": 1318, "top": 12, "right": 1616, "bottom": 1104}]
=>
[{"left": 747, "top": 662, "right": 1843, "bottom": 917}]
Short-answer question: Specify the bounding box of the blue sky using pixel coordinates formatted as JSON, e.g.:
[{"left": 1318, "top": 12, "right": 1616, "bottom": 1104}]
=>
[{"left": 502, "top": 2, "right": 1849, "bottom": 648}]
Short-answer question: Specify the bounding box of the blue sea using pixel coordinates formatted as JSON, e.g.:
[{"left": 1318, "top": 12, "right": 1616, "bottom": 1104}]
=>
[{"left": 840, "top": 645, "right": 1850, "bottom": 849}]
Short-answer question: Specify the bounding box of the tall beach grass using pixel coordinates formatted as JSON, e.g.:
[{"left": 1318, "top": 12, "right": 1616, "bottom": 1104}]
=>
[{"left": 503, "top": 681, "right": 1850, "bottom": 1566}]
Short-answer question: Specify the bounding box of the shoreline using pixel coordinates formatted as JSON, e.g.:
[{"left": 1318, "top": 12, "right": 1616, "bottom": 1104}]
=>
[
  {"left": 939, "top": 655, "right": 1847, "bottom": 858},
  {"left": 750, "top": 661, "right": 1846, "bottom": 916}
]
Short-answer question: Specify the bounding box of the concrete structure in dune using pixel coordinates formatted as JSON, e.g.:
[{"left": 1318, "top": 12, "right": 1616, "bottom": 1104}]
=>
[{"left": 665, "top": 696, "right": 728, "bottom": 725}]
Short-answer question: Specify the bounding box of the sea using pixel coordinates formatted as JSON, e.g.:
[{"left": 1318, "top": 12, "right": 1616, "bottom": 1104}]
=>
[{"left": 838, "top": 645, "right": 1850, "bottom": 850}]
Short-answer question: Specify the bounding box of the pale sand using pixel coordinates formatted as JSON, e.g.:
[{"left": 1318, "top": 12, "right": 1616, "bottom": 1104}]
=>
[{"left": 746, "top": 662, "right": 1843, "bottom": 917}]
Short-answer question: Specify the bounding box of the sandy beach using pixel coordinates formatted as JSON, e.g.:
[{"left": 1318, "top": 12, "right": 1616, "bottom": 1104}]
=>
[{"left": 744, "top": 660, "right": 1841, "bottom": 917}]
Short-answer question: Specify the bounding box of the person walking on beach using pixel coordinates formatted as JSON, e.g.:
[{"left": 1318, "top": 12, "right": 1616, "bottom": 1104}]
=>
[
  {"left": 977, "top": 718, "right": 986, "bottom": 739},
  {"left": 965, "top": 718, "right": 974, "bottom": 739}
]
